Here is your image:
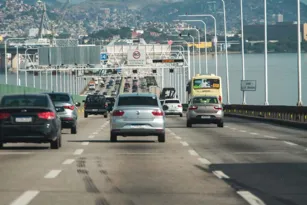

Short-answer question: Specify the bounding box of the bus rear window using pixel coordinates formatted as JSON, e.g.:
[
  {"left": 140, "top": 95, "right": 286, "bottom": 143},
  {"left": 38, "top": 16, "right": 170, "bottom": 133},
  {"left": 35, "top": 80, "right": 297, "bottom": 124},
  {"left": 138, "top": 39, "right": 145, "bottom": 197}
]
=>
[{"left": 193, "top": 79, "right": 220, "bottom": 89}]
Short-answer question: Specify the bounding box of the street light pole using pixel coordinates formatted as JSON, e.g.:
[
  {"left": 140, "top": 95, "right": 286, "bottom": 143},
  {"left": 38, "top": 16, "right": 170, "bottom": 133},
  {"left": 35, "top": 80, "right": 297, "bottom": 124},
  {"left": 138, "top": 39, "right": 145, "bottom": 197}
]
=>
[
  {"left": 240, "top": 0, "right": 246, "bottom": 104},
  {"left": 221, "top": 0, "right": 230, "bottom": 104},
  {"left": 297, "top": 0, "right": 303, "bottom": 106},
  {"left": 179, "top": 14, "right": 218, "bottom": 75},
  {"left": 264, "top": 0, "right": 269, "bottom": 105},
  {"left": 4, "top": 38, "right": 25, "bottom": 85},
  {"left": 179, "top": 33, "right": 195, "bottom": 76}
]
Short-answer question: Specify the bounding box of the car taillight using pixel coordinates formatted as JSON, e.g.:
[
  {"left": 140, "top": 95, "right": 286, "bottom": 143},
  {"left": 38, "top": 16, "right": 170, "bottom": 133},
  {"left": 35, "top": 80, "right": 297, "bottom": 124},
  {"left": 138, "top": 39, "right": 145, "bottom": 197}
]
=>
[
  {"left": 218, "top": 95, "right": 222, "bottom": 102},
  {"left": 84, "top": 104, "right": 86, "bottom": 108},
  {"left": 105, "top": 103, "right": 108, "bottom": 107},
  {"left": 112, "top": 110, "right": 124, "bottom": 116},
  {"left": 214, "top": 106, "right": 223, "bottom": 110},
  {"left": 189, "top": 106, "right": 198, "bottom": 110},
  {"left": 64, "top": 105, "right": 75, "bottom": 110},
  {"left": 152, "top": 109, "right": 163, "bottom": 116},
  {"left": 38, "top": 112, "right": 55, "bottom": 120},
  {"left": 178, "top": 104, "right": 182, "bottom": 107},
  {"left": 0, "top": 112, "right": 10, "bottom": 120}
]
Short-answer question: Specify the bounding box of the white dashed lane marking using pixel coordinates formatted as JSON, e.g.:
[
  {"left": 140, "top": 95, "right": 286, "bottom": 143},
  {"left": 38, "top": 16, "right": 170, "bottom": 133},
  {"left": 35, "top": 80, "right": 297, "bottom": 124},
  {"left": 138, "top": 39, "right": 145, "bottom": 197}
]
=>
[
  {"left": 264, "top": 135, "right": 277, "bottom": 139},
  {"left": 237, "top": 191, "right": 266, "bottom": 205},
  {"left": 73, "top": 149, "right": 84, "bottom": 155},
  {"left": 239, "top": 130, "right": 246, "bottom": 133},
  {"left": 283, "top": 141, "right": 298, "bottom": 146},
  {"left": 250, "top": 132, "right": 259, "bottom": 135},
  {"left": 198, "top": 158, "right": 211, "bottom": 165},
  {"left": 188, "top": 150, "right": 199, "bottom": 156},
  {"left": 81, "top": 142, "right": 89, "bottom": 146},
  {"left": 62, "top": 159, "right": 75, "bottom": 165},
  {"left": 213, "top": 170, "right": 230, "bottom": 179},
  {"left": 44, "top": 170, "right": 62, "bottom": 179},
  {"left": 88, "top": 135, "right": 95, "bottom": 139},
  {"left": 9, "top": 190, "right": 40, "bottom": 205},
  {"left": 175, "top": 136, "right": 181, "bottom": 139},
  {"left": 180, "top": 141, "right": 189, "bottom": 146}
]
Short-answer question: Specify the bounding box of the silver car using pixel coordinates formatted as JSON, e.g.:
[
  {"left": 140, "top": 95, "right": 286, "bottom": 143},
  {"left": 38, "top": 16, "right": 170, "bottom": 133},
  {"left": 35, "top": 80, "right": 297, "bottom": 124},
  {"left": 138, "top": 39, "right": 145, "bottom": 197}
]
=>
[
  {"left": 45, "top": 92, "right": 81, "bottom": 134},
  {"left": 110, "top": 93, "right": 165, "bottom": 142},
  {"left": 186, "top": 96, "right": 224, "bottom": 128}
]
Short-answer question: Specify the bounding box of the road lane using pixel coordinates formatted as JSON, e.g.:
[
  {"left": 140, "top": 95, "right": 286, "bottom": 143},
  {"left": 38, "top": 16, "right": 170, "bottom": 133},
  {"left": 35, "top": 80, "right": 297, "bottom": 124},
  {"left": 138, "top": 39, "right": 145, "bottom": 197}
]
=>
[
  {"left": 166, "top": 115, "right": 307, "bottom": 205},
  {"left": 2, "top": 115, "right": 248, "bottom": 205}
]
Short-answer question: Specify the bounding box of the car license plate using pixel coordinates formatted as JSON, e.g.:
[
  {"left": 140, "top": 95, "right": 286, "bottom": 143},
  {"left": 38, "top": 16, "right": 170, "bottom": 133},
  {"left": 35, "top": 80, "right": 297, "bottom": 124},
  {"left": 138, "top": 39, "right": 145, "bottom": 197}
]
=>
[
  {"left": 201, "top": 116, "right": 210, "bottom": 119},
  {"left": 92, "top": 109, "right": 98, "bottom": 111},
  {"left": 131, "top": 125, "right": 145, "bottom": 129},
  {"left": 15, "top": 117, "right": 32, "bottom": 122}
]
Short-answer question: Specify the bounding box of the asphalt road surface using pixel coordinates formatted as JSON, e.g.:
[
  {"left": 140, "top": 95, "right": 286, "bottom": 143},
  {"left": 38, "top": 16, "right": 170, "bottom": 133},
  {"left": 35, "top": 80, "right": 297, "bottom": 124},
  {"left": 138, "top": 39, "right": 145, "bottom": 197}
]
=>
[{"left": 1, "top": 114, "right": 307, "bottom": 205}]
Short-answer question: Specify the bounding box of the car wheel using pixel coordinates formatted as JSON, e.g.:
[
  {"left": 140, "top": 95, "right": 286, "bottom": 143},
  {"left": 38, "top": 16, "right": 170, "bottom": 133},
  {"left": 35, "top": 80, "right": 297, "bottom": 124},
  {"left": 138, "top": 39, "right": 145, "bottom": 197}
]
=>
[
  {"left": 110, "top": 132, "right": 117, "bottom": 142},
  {"left": 71, "top": 125, "right": 77, "bottom": 134},
  {"left": 104, "top": 113, "right": 108, "bottom": 118},
  {"left": 186, "top": 120, "right": 192, "bottom": 128},
  {"left": 180, "top": 113, "right": 183, "bottom": 117},
  {"left": 158, "top": 134, "right": 165, "bottom": 142},
  {"left": 59, "top": 134, "right": 62, "bottom": 147},
  {"left": 84, "top": 112, "right": 88, "bottom": 118},
  {"left": 217, "top": 121, "right": 224, "bottom": 128},
  {"left": 50, "top": 137, "right": 60, "bottom": 149},
  {"left": 0, "top": 141, "right": 3, "bottom": 149}
]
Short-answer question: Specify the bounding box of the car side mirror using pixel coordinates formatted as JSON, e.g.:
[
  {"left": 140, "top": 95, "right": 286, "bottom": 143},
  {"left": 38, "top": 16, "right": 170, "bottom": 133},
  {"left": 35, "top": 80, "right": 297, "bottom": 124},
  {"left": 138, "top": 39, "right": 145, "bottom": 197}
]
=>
[{"left": 75, "top": 102, "right": 81, "bottom": 107}]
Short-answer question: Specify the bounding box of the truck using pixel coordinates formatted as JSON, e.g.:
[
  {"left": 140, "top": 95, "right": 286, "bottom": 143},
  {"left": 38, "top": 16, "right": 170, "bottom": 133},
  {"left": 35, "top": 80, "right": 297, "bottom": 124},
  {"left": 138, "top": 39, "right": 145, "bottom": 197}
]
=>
[{"left": 149, "top": 86, "right": 161, "bottom": 97}]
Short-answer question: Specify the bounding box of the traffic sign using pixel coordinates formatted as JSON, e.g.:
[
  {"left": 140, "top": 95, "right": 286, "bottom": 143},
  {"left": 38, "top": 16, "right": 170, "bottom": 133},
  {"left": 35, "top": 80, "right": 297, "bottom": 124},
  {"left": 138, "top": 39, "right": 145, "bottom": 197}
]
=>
[
  {"left": 100, "top": 53, "right": 108, "bottom": 61},
  {"left": 241, "top": 80, "right": 256, "bottom": 91}
]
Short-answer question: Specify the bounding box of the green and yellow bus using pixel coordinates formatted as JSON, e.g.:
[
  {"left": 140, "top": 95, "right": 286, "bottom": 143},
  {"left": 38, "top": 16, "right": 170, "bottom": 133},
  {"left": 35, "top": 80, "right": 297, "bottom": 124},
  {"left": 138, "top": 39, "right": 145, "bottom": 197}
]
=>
[{"left": 186, "top": 74, "right": 223, "bottom": 103}]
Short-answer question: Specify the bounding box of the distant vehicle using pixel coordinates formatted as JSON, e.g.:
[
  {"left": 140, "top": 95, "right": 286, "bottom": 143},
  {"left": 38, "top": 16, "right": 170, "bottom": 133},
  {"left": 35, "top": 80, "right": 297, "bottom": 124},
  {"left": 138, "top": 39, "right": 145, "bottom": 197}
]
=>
[
  {"left": 124, "top": 87, "right": 129, "bottom": 92},
  {"left": 186, "top": 96, "right": 224, "bottom": 128},
  {"left": 162, "top": 99, "right": 183, "bottom": 117},
  {"left": 89, "top": 84, "right": 95, "bottom": 90},
  {"left": 45, "top": 92, "right": 80, "bottom": 134},
  {"left": 103, "top": 91, "right": 107, "bottom": 95},
  {"left": 0, "top": 94, "right": 62, "bottom": 149},
  {"left": 83, "top": 94, "right": 108, "bottom": 118},
  {"left": 105, "top": 96, "right": 116, "bottom": 112},
  {"left": 186, "top": 74, "right": 222, "bottom": 103},
  {"left": 110, "top": 93, "right": 165, "bottom": 142}
]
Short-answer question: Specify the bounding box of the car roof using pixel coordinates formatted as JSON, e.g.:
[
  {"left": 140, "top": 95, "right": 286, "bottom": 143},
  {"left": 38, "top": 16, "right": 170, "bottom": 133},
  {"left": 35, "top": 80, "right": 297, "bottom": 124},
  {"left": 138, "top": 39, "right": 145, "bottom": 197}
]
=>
[
  {"left": 192, "top": 96, "right": 218, "bottom": 98},
  {"left": 118, "top": 93, "right": 157, "bottom": 97},
  {"left": 44, "top": 92, "right": 70, "bottom": 95}
]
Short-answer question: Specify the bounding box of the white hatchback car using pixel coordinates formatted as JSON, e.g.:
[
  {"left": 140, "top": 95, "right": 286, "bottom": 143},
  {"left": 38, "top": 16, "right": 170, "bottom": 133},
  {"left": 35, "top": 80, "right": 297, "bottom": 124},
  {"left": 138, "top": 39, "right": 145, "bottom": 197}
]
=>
[{"left": 162, "top": 99, "right": 183, "bottom": 117}]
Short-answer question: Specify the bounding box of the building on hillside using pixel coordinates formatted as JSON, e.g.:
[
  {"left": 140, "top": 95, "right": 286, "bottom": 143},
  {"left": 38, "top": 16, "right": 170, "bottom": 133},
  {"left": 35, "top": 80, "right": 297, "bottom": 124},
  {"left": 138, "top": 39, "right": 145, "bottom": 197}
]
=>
[{"left": 244, "top": 23, "right": 307, "bottom": 42}]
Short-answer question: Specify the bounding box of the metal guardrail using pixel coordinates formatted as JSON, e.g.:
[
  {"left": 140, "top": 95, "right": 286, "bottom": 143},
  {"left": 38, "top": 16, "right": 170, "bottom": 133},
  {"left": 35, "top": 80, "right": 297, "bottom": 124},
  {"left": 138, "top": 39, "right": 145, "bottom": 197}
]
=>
[{"left": 223, "top": 104, "right": 307, "bottom": 128}]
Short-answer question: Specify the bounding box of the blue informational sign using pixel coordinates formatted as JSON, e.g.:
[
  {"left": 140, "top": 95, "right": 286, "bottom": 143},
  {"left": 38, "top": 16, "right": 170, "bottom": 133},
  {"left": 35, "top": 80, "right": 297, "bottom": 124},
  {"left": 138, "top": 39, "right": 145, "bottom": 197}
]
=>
[
  {"left": 116, "top": 68, "right": 122, "bottom": 72},
  {"left": 100, "top": 53, "right": 108, "bottom": 61}
]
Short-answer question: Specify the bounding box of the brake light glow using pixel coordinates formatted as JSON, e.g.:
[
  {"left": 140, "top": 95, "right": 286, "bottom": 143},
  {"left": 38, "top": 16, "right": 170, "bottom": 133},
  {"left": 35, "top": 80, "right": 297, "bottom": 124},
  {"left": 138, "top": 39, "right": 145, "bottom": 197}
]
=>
[
  {"left": 37, "top": 112, "right": 56, "bottom": 120},
  {"left": 112, "top": 110, "right": 124, "bottom": 116},
  {"left": 152, "top": 109, "right": 163, "bottom": 116},
  {"left": 0, "top": 112, "right": 10, "bottom": 120},
  {"left": 189, "top": 106, "right": 198, "bottom": 110},
  {"left": 214, "top": 106, "right": 223, "bottom": 110},
  {"left": 105, "top": 103, "right": 108, "bottom": 108},
  {"left": 64, "top": 105, "right": 75, "bottom": 110},
  {"left": 218, "top": 95, "right": 222, "bottom": 102},
  {"left": 178, "top": 104, "right": 182, "bottom": 107}
]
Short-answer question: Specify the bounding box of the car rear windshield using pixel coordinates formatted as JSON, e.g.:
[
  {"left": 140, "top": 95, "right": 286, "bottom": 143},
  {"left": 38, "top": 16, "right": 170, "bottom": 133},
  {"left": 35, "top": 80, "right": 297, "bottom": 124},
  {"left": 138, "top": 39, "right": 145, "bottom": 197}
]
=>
[
  {"left": 192, "top": 97, "right": 218, "bottom": 104},
  {"left": 106, "top": 98, "right": 115, "bottom": 103},
  {"left": 165, "top": 100, "right": 180, "bottom": 104},
  {"left": 47, "top": 94, "right": 70, "bottom": 102},
  {"left": 86, "top": 95, "right": 105, "bottom": 103},
  {"left": 1, "top": 95, "right": 48, "bottom": 107},
  {"left": 118, "top": 96, "right": 158, "bottom": 106}
]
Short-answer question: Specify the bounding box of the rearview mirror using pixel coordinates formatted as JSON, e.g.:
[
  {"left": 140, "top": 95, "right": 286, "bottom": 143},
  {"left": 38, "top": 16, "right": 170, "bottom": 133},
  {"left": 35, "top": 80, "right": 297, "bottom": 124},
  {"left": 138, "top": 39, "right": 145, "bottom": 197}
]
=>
[{"left": 75, "top": 102, "right": 81, "bottom": 107}]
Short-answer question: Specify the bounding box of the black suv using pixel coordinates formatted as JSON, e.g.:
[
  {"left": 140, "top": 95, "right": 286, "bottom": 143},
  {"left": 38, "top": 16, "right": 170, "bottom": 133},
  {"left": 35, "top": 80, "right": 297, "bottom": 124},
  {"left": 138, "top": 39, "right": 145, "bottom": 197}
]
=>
[{"left": 83, "top": 94, "right": 108, "bottom": 118}]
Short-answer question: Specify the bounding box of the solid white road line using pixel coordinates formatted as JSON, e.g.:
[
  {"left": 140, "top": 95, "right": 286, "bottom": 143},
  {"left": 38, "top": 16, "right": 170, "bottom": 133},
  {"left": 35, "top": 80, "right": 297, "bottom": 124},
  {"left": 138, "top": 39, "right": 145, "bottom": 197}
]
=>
[
  {"left": 88, "top": 135, "right": 95, "bottom": 139},
  {"left": 180, "top": 141, "right": 189, "bottom": 146},
  {"left": 175, "top": 136, "right": 181, "bottom": 139},
  {"left": 44, "top": 170, "right": 62, "bottom": 179},
  {"left": 213, "top": 170, "right": 230, "bottom": 179},
  {"left": 250, "top": 132, "right": 259, "bottom": 135},
  {"left": 237, "top": 191, "right": 266, "bottom": 205},
  {"left": 198, "top": 157, "right": 211, "bottom": 165},
  {"left": 81, "top": 142, "right": 89, "bottom": 146},
  {"left": 62, "top": 159, "right": 75, "bottom": 165},
  {"left": 10, "top": 190, "right": 40, "bottom": 205},
  {"left": 283, "top": 141, "right": 298, "bottom": 146},
  {"left": 0, "top": 152, "right": 31, "bottom": 155},
  {"left": 73, "top": 149, "right": 84, "bottom": 155},
  {"left": 188, "top": 150, "right": 199, "bottom": 156}
]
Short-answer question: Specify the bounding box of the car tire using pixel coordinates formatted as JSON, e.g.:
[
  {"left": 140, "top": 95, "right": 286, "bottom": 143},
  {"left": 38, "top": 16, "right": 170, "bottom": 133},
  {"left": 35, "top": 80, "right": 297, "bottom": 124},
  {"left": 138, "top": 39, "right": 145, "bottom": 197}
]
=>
[
  {"left": 187, "top": 120, "right": 192, "bottom": 127},
  {"left": 0, "top": 141, "right": 3, "bottom": 149},
  {"left": 180, "top": 113, "right": 183, "bottom": 117},
  {"left": 84, "top": 112, "right": 88, "bottom": 118},
  {"left": 158, "top": 134, "right": 165, "bottom": 143},
  {"left": 104, "top": 113, "right": 108, "bottom": 118},
  {"left": 50, "top": 137, "right": 60, "bottom": 149},
  {"left": 71, "top": 125, "right": 77, "bottom": 134},
  {"left": 110, "top": 133, "right": 117, "bottom": 142},
  {"left": 217, "top": 121, "right": 224, "bottom": 128}
]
